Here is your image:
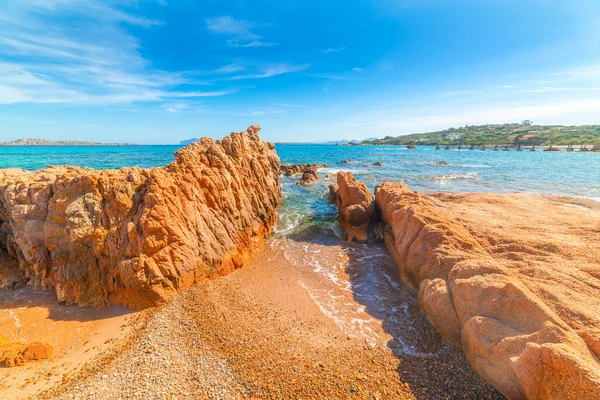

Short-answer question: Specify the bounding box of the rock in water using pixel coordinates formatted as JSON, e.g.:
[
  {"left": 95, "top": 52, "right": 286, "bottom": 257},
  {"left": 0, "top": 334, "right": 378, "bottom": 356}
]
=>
[
  {"left": 375, "top": 181, "right": 600, "bottom": 399},
  {"left": 0, "top": 126, "right": 281, "bottom": 309},
  {"left": 280, "top": 164, "right": 327, "bottom": 177},
  {"left": 328, "top": 184, "right": 339, "bottom": 204},
  {"left": 297, "top": 170, "right": 319, "bottom": 185},
  {"left": 334, "top": 172, "right": 377, "bottom": 242}
]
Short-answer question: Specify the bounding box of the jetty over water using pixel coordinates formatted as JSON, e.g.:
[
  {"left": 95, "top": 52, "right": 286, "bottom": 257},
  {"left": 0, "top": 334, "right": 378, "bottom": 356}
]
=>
[{"left": 433, "top": 143, "right": 600, "bottom": 152}]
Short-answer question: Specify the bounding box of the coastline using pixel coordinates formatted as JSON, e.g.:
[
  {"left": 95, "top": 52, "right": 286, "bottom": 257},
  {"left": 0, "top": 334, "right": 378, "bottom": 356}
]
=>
[{"left": 1, "top": 136, "right": 600, "bottom": 398}]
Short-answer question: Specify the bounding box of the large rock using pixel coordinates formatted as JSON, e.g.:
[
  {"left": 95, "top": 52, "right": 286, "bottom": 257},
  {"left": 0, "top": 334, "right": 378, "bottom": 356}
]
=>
[
  {"left": 334, "top": 172, "right": 377, "bottom": 242},
  {"left": 375, "top": 182, "right": 600, "bottom": 399},
  {"left": 0, "top": 126, "right": 281, "bottom": 309}
]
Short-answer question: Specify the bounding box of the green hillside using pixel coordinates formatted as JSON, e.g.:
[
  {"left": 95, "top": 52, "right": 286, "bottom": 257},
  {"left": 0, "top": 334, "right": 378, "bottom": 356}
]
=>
[{"left": 361, "top": 122, "right": 600, "bottom": 146}]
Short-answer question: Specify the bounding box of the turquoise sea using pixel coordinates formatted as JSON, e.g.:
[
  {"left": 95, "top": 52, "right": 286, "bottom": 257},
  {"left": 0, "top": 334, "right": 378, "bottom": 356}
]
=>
[{"left": 2, "top": 143, "right": 598, "bottom": 234}]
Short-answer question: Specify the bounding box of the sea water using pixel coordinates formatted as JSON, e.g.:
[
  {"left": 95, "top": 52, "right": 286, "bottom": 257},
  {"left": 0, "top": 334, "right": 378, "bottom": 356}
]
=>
[{"left": 2, "top": 143, "right": 599, "bottom": 231}]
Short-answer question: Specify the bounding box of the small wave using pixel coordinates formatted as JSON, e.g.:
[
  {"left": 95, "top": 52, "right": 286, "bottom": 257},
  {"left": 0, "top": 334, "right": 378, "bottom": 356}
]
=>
[
  {"left": 457, "top": 163, "right": 492, "bottom": 168},
  {"left": 320, "top": 167, "right": 366, "bottom": 174},
  {"left": 427, "top": 172, "right": 478, "bottom": 182},
  {"left": 427, "top": 161, "right": 491, "bottom": 169}
]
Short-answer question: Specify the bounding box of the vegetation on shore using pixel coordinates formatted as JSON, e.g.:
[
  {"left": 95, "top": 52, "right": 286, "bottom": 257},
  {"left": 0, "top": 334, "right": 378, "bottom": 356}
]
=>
[{"left": 361, "top": 122, "right": 600, "bottom": 146}]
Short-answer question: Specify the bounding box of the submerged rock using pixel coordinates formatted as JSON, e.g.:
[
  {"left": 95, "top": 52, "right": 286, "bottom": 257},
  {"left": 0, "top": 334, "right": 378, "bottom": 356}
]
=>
[
  {"left": 373, "top": 162, "right": 383, "bottom": 166},
  {"left": 0, "top": 126, "right": 281, "bottom": 309},
  {"left": 375, "top": 182, "right": 600, "bottom": 399}
]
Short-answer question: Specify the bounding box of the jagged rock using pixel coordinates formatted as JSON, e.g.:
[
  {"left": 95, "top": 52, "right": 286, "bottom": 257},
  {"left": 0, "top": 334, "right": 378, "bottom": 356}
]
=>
[
  {"left": 334, "top": 172, "right": 377, "bottom": 242},
  {"left": 0, "top": 126, "right": 281, "bottom": 309},
  {"left": 297, "top": 170, "right": 320, "bottom": 185},
  {"left": 406, "top": 145, "right": 416, "bottom": 149},
  {"left": 432, "top": 161, "right": 449, "bottom": 165},
  {"left": 375, "top": 181, "right": 600, "bottom": 399},
  {"left": 373, "top": 162, "right": 383, "bottom": 166},
  {"left": 280, "top": 164, "right": 327, "bottom": 177}
]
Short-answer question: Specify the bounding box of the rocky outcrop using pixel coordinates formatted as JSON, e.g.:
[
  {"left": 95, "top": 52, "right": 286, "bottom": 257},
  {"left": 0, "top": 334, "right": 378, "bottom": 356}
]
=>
[
  {"left": 0, "top": 126, "right": 281, "bottom": 309},
  {"left": 375, "top": 181, "right": 600, "bottom": 399},
  {"left": 0, "top": 335, "right": 53, "bottom": 367},
  {"left": 332, "top": 172, "right": 377, "bottom": 242},
  {"left": 373, "top": 162, "right": 383, "bottom": 166},
  {"left": 280, "top": 164, "right": 327, "bottom": 177},
  {"left": 297, "top": 170, "right": 319, "bottom": 185}
]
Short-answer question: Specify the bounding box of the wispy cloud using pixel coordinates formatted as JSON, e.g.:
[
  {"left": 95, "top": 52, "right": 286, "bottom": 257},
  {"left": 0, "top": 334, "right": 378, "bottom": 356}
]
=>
[
  {"left": 352, "top": 67, "right": 363, "bottom": 72},
  {"left": 307, "top": 73, "right": 350, "bottom": 81},
  {"left": 0, "top": 1, "right": 232, "bottom": 105},
  {"left": 228, "top": 40, "right": 278, "bottom": 48},
  {"left": 235, "top": 109, "right": 283, "bottom": 116},
  {"left": 320, "top": 47, "right": 346, "bottom": 53},
  {"left": 206, "top": 16, "right": 277, "bottom": 48},
  {"left": 226, "top": 64, "right": 310, "bottom": 80}
]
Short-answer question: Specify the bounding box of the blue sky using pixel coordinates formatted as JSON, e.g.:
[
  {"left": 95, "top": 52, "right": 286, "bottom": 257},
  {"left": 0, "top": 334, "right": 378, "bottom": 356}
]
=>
[{"left": 1, "top": 0, "right": 600, "bottom": 144}]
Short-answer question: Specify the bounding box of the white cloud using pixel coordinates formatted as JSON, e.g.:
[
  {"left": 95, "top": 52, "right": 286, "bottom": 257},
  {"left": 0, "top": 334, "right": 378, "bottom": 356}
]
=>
[
  {"left": 215, "top": 64, "right": 247, "bottom": 74},
  {"left": 228, "top": 40, "right": 278, "bottom": 48},
  {"left": 206, "top": 16, "right": 277, "bottom": 48},
  {"left": 352, "top": 67, "right": 363, "bottom": 72},
  {"left": 206, "top": 16, "right": 259, "bottom": 40},
  {"left": 320, "top": 47, "right": 346, "bottom": 53},
  {"left": 0, "top": 2, "right": 232, "bottom": 105},
  {"left": 227, "top": 64, "right": 311, "bottom": 80}
]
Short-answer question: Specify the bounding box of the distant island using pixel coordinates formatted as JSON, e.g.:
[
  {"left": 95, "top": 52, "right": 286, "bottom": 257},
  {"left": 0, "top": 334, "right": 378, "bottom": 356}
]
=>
[
  {"left": 361, "top": 122, "right": 600, "bottom": 146},
  {"left": 180, "top": 138, "right": 200, "bottom": 146},
  {"left": 0, "top": 138, "right": 137, "bottom": 146}
]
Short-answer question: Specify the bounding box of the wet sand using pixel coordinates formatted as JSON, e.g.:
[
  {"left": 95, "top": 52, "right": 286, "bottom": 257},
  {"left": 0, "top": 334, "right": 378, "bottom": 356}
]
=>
[{"left": 30, "top": 227, "right": 501, "bottom": 399}]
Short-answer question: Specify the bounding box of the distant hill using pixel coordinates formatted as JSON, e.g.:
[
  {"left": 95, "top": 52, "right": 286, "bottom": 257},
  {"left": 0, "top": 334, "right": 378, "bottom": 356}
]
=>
[
  {"left": 180, "top": 138, "right": 200, "bottom": 145},
  {"left": 0, "top": 138, "right": 135, "bottom": 146},
  {"left": 361, "top": 124, "right": 600, "bottom": 146},
  {"left": 276, "top": 138, "right": 380, "bottom": 145}
]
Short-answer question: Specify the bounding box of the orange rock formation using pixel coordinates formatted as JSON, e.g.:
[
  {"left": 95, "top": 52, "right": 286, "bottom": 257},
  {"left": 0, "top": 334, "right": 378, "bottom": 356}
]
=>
[
  {"left": 375, "top": 181, "right": 600, "bottom": 399},
  {"left": 0, "top": 126, "right": 281, "bottom": 309},
  {"left": 333, "top": 172, "right": 377, "bottom": 242}
]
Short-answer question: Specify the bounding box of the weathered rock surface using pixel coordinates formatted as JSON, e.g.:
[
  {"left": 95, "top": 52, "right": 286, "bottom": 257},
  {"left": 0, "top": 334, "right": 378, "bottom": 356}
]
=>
[
  {"left": 375, "top": 181, "right": 600, "bottom": 399},
  {"left": 280, "top": 164, "right": 327, "bottom": 177},
  {"left": 0, "top": 126, "right": 281, "bottom": 309},
  {"left": 333, "top": 172, "right": 377, "bottom": 242}
]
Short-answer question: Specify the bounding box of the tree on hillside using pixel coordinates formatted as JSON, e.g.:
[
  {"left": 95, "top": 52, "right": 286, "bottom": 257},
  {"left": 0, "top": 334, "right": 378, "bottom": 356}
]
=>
[{"left": 522, "top": 120, "right": 533, "bottom": 126}]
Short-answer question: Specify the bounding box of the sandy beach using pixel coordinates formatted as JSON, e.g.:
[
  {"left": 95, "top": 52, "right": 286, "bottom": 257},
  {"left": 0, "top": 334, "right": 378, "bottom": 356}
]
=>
[{"left": 21, "top": 228, "right": 501, "bottom": 399}]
